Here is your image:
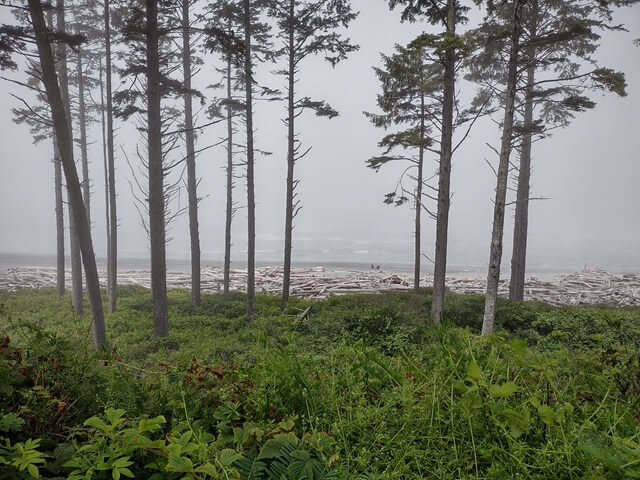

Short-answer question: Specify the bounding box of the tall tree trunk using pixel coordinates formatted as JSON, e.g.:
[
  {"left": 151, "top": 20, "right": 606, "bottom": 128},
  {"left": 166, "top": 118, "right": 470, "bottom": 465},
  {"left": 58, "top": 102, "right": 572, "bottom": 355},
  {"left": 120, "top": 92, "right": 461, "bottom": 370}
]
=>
[
  {"left": 29, "top": 0, "right": 107, "bottom": 349},
  {"left": 57, "top": 0, "right": 83, "bottom": 315},
  {"left": 54, "top": 135, "right": 65, "bottom": 296},
  {"left": 509, "top": 0, "right": 538, "bottom": 302},
  {"left": 414, "top": 92, "right": 425, "bottom": 293},
  {"left": 431, "top": 0, "right": 456, "bottom": 325},
  {"left": 509, "top": 67, "right": 534, "bottom": 302},
  {"left": 146, "top": 0, "right": 169, "bottom": 337},
  {"left": 99, "top": 57, "right": 111, "bottom": 300},
  {"left": 281, "top": 0, "right": 295, "bottom": 310},
  {"left": 104, "top": 0, "right": 118, "bottom": 313},
  {"left": 77, "top": 47, "right": 91, "bottom": 227},
  {"left": 244, "top": 0, "right": 256, "bottom": 322},
  {"left": 482, "top": 0, "right": 524, "bottom": 336},
  {"left": 223, "top": 36, "right": 233, "bottom": 302},
  {"left": 47, "top": 10, "right": 65, "bottom": 296},
  {"left": 182, "top": 0, "right": 201, "bottom": 306}
]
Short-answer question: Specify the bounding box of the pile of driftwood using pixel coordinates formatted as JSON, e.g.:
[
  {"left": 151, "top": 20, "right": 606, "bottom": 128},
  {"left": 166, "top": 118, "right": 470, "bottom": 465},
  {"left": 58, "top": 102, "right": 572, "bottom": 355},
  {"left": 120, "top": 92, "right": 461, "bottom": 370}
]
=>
[
  {"left": 1, "top": 266, "right": 638, "bottom": 307},
  {"left": 446, "top": 269, "right": 640, "bottom": 307},
  {"left": 0, "top": 266, "right": 410, "bottom": 299}
]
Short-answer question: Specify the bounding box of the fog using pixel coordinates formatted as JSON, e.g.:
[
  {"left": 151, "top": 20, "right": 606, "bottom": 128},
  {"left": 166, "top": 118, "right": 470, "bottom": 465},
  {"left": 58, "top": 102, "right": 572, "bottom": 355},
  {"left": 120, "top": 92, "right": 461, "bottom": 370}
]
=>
[{"left": 1, "top": 1, "right": 639, "bottom": 273}]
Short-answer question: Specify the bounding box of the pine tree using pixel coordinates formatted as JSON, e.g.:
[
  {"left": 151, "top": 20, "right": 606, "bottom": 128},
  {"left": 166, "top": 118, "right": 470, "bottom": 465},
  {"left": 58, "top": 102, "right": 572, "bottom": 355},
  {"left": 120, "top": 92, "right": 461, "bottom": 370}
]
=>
[
  {"left": 387, "top": 0, "right": 471, "bottom": 324},
  {"left": 9, "top": 0, "right": 109, "bottom": 349},
  {"left": 466, "top": 0, "right": 636, "bottom": 328},
  {"left": 267, "top": 0, "right": 358, "bottom": 310},
  {"left": 365, "top": 41, "right": 441, "bottom": 296},
  {"left": 204, "top": 0, "right": 246, "bottom": 302}
]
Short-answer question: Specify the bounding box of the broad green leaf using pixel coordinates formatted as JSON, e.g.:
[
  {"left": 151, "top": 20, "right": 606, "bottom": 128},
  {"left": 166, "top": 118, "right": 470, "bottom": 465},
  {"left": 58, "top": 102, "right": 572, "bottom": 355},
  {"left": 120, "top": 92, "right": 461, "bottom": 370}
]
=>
[
  {"left": 537, "top": 405, "right": 554, "bottom": 426},
  {"left": 166, "top": 454, "right": 194, "bottom": 473},
  {"left": 138, "top": 416, "right": 166, "bottom": 433},
  {"left": 466, "top": 361, "right": 482, "bottom": 381},
  {"left": 84, "top": 417, "right": 109, "bottom": 432},
  {"left": 218, "top": 448, "right": 243, "bottom": 468}
]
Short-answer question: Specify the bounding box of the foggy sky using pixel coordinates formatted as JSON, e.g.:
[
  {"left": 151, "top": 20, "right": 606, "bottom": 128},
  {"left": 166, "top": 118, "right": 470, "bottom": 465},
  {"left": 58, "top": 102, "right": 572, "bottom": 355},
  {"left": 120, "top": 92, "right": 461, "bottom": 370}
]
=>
[{"left": 1, "top": 1, "right": 639, "bottom": 272}]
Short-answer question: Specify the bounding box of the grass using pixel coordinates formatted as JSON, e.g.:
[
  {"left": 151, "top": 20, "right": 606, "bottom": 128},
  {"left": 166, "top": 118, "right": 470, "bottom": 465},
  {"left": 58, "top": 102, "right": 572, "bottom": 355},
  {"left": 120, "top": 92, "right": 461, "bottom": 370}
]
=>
[{"left": 1, "top": 287, "right": 639, "bottom": 479}]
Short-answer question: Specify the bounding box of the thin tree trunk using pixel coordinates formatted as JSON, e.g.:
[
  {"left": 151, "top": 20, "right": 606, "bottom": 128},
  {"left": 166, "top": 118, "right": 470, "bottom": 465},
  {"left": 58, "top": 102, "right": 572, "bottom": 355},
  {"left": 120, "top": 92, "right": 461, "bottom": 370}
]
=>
[
  {"left": 47, "top": 10, "right": 65, "bottom": 296},
  {"left": 414, "top": 93, "right": 425, "bottom": 293},
  {"left": 244, "top": 0, "right": 256, "bottom": 322},
  {"left": 281, "top": 0, "right": 295, "bottom": 310},
  {"left": 431, "top": 0, "right": 456, "bottom": 325},
  {"left": 99, "top": 57, "right": 111, "bottom": 300},
  {"left": 482, "top": 0, "right": 524, "bottom": 336},
  {"left": 104, "top": 0, "right": 118, "bottom": 313},
  {"left": 223, "top": 34, "right": 233, "bottom": 302},
  {"left": 509, "top": 0, "right": 538, "bottom": 302},
  {"left": 56, "top": 0, "right": 83, "bottom": 315},
  {"left": 182, "top": 0, "right": 200, "bottom": 306},
  {"left": 54, "top": 139, "right": 65, "bottom": 295},
  {"left": 509, "top": 67, "right": 534, "bottom": 302},
  {"left": 146, "top": 0, "right": 169, "bottom": 337},
  {"left": 77, "top": 47, "right": 91, "bottom": 227},
  {"left": 29, "top": 0, "right": 107, "bottom": 349}
]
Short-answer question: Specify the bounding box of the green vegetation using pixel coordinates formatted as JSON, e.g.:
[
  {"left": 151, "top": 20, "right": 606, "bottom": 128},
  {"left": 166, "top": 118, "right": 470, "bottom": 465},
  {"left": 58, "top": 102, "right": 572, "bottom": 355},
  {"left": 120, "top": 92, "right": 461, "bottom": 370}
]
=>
[{"left": 1, "top": 288, "right": 639, "bottom": 479}]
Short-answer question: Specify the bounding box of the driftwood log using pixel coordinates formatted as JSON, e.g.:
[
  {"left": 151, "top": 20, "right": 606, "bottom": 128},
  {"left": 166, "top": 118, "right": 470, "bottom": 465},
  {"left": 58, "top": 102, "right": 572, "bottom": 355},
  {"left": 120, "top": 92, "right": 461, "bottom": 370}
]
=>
[{"left": 1, "top": 266, "right": 638, "bottom": 308}]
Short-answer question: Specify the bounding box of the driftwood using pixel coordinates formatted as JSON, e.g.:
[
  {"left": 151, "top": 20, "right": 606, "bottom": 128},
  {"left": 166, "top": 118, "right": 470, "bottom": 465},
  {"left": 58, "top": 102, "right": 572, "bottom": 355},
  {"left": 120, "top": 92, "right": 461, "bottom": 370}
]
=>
[{"left": 0, "top": 266, "right": 638, "bottom": 308}]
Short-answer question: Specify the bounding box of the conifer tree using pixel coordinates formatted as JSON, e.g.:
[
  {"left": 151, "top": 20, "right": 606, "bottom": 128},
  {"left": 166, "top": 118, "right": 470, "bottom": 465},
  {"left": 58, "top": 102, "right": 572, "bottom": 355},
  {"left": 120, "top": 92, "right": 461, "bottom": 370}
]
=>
[
  {"left": 5, "top": 0, "right": 109, "bottom": 348},
  {"left": 267, "top": 0, "right": 358, "bottom": 310},
  {"left": 204, "top": 0, "right": 245, "bottom": 302},
  {"left": 365, "top": 41, "right": 440, "bottom": 295},
  {"left": 115, "top": 0, "right": 187, "bottom": 336},
  {"left": 388, "top": 0, "right": 471, "bottom": 324},
  {"left": 468, "top": 0, "right": 635, "bottom": 304}
]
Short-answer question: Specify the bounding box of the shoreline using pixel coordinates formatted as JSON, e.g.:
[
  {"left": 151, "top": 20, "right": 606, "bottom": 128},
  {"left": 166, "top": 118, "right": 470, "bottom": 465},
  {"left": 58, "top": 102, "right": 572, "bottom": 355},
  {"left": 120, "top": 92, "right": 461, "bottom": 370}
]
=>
[{"left": 1, "top": 265, "right": 639, "bottom": 308}]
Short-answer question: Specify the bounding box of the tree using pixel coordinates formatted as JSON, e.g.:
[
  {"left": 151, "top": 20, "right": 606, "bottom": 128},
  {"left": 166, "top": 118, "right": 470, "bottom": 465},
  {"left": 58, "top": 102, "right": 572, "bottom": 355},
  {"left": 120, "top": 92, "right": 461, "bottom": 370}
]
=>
[
  {"left": 175, "top": 0, "right": 202, "bottom": 306},
  {"left": 146, "top": 0, "right": 169, "bottom": 337},
  {"left": 387, "top": 0, "right": 471, "bottom": 324},
  {"left": 116, "top": 0, "right": 192, "bottom": 336},
  {"left": 104, "top": 0, "right": 118, "bottom": 313},
  {"left": 506, "top": 0, "right": 634, "bottom": 301},
  {"left": 56, "top": 0, "right": 84, "bottom": 315},
  {"left": 116, "top": 0, "right": 174, "bottom": 336},
  {"left": 23, "top": 0, "right": 107, "bottom": 348},
  {"left": 204, "top": 0, "right": 244, "bottom": 302},
  {"left": 209, "top": 0, "right": 274, "bottom": 321},
  {"left": 268, "top": 0, "right": 358, "bottom": 310},
  {"left": 478, "top": 0, "right": 526, "bottom": 335},
  {"left": 243, "top": 0, "right": 257, "bottom": 321},
  {"left": 467, "top": 0, "right": 635, "bottom": 318},
  {"left": 365, "top": 41, "right": 440, "bottom": 295}
]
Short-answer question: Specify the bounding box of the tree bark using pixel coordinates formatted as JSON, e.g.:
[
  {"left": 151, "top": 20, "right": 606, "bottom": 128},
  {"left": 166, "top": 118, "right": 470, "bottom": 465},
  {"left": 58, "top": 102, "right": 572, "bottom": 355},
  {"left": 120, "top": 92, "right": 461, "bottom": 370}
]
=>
[
  {"left": 414, "top": 92, "right": 425, "bottom": 293},
  {"left": 104, "top": 0, "right": 118, "bottom": 313},
  {"left": 181, "top": 0, "right": 201, "bottom": 306},
  {"left": 509, "top": 66, "right": 534, "bottom": 302},
  {"left": 281, "top": 0, "right": 295, "bottom": 310},
  {"left": 99, "top": 57, "right": 111, "bottom": 301},
  {"left": 482, "top": 0, "right": 524, "bottom": 336},
  {"left": 509, "top": 0, "right": 538, "bottom": 302},
  {"left": 431, "top": 0, "right": 456, "bottom": 325},
  {"left": 146, "top": 0, "right": 169, "bottom": 337},
  {"left": 47, "top": 9, "right": 65, "bottom": 296},
  {"left": 56, "top": 0, "right": 83, "bottom": 315},
  {"left": 223, "top": 32, "right": 234, "bottom": 302},
  {"left": 54, "top": 136, "right": 65, "bottom": 296},
  {"left": 244, "top": 0, "right": 256, "bottom": 322},
  {"left": 77, "top": 47, "right": 91, "bottom": 228},
  {"left": 29, "top": 0, "right": 107, "bottom": 349}
]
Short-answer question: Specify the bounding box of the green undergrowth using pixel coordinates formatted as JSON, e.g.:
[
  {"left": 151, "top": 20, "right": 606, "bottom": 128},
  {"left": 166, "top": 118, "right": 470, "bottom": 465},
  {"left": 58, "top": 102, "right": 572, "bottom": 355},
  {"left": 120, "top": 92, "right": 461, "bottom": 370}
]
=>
[{"left": 0, "top": 287, "right": 639, "bottom": 478}]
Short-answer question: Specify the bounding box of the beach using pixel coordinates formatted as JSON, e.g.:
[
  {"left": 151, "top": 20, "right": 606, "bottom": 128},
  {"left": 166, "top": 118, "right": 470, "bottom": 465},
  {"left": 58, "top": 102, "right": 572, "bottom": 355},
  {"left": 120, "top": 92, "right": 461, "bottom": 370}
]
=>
[{"left": 1, "top": 263, "right": 639, "bottom": 307}]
